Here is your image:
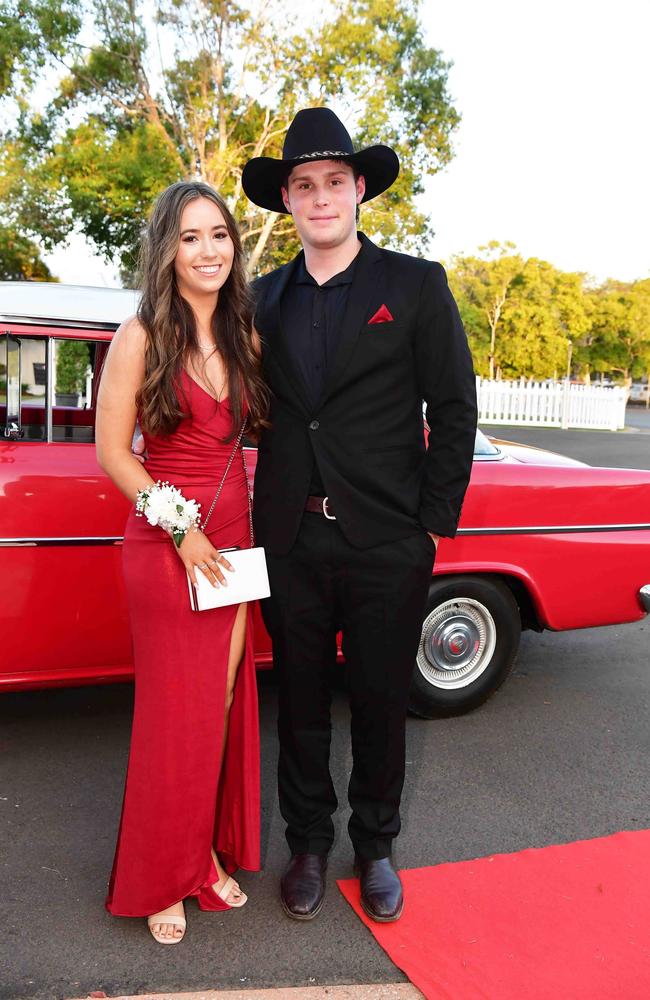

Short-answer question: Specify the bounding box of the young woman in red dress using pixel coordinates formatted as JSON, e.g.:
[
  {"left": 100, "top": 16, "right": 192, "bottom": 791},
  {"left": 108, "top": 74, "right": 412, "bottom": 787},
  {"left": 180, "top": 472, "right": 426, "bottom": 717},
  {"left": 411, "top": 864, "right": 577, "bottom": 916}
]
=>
[{"left": 96, "top": 181, "right": 268, "bottom": 944}]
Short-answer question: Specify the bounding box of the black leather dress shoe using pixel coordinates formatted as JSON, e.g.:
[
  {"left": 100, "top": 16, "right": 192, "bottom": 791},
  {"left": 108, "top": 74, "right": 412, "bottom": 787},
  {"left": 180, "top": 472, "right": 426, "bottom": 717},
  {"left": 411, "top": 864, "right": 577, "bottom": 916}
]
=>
[
  {"left": 354, "top": 856, "right": 404, "bottom": 922},
  {"left": 280, "top": 853, "right": 327, "bottom": 920}
]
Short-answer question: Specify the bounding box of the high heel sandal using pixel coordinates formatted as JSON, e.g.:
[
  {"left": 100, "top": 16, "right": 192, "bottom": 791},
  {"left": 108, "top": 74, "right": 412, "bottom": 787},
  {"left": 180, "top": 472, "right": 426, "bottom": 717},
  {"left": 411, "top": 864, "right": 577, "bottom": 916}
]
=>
[
  {"left": 147, "top": 908, "right": 187, "bottom": 945},
  {"left": 192, "top": 857, "right": 248, "bottom": 911}
]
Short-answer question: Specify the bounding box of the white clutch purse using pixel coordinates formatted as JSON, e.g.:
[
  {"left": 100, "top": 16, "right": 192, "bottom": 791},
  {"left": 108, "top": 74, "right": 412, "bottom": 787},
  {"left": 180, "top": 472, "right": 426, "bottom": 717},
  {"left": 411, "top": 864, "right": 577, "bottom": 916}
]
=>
[
  {"left": 187, "top": 545, "right": 270, "bottom": 611},
  {"left": 185, "top": 422, "right": 270, "bottom": 612}
]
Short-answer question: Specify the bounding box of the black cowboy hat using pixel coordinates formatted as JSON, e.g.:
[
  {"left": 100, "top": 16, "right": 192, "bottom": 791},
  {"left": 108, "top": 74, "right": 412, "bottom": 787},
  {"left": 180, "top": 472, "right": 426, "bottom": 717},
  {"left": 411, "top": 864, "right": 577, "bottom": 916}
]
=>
[{"left": 241, "top": 107, "right": 399, "bottom": 214}]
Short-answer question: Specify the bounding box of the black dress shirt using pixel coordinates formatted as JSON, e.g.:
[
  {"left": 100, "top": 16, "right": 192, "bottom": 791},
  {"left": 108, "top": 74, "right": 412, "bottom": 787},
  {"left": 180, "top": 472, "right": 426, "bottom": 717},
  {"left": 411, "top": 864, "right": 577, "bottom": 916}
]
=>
[{"left": 281, "top": 250, "right": 359, "bottom": 494}]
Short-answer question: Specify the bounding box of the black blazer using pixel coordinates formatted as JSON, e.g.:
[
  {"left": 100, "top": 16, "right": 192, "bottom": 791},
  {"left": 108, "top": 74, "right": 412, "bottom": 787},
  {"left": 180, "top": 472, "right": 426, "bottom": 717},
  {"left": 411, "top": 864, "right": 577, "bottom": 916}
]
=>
[{"left": 253, "top": 233, "right": 477, "bottom": 554}]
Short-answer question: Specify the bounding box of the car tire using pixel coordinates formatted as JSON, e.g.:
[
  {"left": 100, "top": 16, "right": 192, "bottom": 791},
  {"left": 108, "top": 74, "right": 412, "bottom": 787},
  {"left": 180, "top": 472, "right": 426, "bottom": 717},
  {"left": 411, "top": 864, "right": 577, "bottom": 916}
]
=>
[{"left": 408, "top": 576, "right": 521, "bottom": 719}]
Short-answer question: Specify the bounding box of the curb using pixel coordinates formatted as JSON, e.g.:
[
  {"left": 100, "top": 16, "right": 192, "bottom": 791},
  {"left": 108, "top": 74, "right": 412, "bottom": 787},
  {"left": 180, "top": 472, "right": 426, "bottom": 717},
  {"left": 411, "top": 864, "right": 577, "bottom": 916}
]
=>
[{"left": 71, "top": 986, "right": 423, "bottom": 1000}]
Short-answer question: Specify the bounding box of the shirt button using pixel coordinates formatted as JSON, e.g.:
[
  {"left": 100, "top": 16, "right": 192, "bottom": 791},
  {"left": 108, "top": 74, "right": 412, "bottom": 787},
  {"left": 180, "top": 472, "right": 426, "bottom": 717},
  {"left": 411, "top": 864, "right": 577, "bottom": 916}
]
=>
[{"left": 309, "top": 420, "right": 320, "bottom": 431}]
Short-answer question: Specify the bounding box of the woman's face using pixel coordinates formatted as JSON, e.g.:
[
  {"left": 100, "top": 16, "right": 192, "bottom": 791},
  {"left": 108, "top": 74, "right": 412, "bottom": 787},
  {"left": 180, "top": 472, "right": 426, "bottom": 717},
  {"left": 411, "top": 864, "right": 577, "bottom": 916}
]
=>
[{"left": 174, "top": 196, "right": 235, "bottom": 302}]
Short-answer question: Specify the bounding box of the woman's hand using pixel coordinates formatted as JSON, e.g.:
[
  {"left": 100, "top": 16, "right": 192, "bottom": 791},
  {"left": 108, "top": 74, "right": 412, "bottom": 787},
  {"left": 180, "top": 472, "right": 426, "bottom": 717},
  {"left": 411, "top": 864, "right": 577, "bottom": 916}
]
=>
[{"left": 176, "top": 529, "right": 235, "bottom": 588}]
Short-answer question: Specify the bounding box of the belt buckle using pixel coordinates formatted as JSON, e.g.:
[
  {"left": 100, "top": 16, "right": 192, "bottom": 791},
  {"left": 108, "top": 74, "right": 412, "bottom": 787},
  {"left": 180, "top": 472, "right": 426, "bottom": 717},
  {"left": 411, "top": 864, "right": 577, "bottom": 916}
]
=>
[{"left": 322, "top": 496, "right": 336, "bottom": 521}]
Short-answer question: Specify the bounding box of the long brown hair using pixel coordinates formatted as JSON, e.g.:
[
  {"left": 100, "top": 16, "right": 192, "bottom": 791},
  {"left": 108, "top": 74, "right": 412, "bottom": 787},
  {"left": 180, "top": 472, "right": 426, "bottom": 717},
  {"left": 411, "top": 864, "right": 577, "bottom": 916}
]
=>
[{"left": 136, "top": 180, "right": 268, "bottom": 439}]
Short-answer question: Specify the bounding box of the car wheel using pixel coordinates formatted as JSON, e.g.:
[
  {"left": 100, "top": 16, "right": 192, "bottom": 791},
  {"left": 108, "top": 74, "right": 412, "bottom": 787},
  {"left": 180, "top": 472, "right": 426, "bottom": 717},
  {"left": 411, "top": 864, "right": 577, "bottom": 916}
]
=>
[{"left": 409, "top": 576, "right": 521, "bottom": 718}]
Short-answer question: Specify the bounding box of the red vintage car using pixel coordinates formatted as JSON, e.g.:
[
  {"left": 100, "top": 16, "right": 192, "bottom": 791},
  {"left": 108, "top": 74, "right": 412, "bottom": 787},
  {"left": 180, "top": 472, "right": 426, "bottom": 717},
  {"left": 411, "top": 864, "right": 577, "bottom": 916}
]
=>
[{"left": 2, "top": 282, "right": 649, "bottom": 716}]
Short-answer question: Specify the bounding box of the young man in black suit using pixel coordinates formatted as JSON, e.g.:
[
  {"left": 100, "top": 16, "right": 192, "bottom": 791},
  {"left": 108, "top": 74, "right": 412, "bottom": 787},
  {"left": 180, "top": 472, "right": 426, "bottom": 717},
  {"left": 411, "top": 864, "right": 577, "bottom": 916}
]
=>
[{"left": 242, "top": 108, "right": 477, "bottom": 922}]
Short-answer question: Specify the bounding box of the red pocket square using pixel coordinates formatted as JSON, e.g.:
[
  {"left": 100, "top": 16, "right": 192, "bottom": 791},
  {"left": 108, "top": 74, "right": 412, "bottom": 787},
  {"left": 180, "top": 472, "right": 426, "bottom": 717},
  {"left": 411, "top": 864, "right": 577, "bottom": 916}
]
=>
[{"left": 368, "top": 304, "right": 394, "bottom": 324}]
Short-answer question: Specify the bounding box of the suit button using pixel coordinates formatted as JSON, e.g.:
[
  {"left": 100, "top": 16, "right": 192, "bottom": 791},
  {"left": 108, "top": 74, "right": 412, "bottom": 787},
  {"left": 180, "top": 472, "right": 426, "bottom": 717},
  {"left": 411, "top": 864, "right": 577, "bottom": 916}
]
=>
[{"left": 309, "top": 420, "right": 320, "bottom": 431}]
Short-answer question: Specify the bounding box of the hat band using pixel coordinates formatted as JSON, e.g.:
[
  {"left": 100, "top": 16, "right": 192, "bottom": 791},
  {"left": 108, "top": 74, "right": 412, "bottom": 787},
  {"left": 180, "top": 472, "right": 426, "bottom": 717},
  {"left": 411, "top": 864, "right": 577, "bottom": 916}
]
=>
[{"left": 293, "top": 149, "right": 351, "bottom": 160}]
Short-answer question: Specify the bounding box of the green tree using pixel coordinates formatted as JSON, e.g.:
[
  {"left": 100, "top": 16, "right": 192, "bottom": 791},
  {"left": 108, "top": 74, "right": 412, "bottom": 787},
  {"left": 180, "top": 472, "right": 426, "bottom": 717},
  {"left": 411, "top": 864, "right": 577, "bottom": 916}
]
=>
[
  {"left": 447, "top": 242, "right": 524, "bottom": 378},
  {"left": 0, "top": 0, "right": 460, "bottom": 281},
  {"left": 0, "top": 225, "right": 55, "bottom": 279},
  {"left": 448, "top": 244, "right": 591, "bottom": 380},
  {"left": 587, "top": 279, "right": 650, "bottom": 383},
  {"left": 499, "top": 260, "right": 590, "bottom": 380},
  {"left": 0, "top": 1, "right": 81, "bottom": 98},
  {"left": 55, "top": 339, "right": 89, "bottom": 395}
]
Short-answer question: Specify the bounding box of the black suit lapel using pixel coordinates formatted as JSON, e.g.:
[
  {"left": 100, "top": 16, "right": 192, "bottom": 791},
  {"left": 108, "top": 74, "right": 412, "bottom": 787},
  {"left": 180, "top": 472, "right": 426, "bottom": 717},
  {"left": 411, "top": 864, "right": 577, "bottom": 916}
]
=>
[
  {"left": 259, "top": 253, "right": 313, "bottom": 415},
  {"left": 320, "top": 234, "right": 383, "bottom": 405}
]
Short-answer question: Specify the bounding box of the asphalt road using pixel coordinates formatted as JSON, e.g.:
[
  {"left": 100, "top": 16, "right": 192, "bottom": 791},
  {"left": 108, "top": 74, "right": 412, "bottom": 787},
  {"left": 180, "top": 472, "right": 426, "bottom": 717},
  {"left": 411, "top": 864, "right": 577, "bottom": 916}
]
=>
[
  {"left": 624, "top": 404, "right": 650, "bottom": 433},
  {"left": 2, "top": 417, "right": 650, "bottom": 1000},
  {"left": 481, "top": 404, "right": 650, "bottom": 471}
]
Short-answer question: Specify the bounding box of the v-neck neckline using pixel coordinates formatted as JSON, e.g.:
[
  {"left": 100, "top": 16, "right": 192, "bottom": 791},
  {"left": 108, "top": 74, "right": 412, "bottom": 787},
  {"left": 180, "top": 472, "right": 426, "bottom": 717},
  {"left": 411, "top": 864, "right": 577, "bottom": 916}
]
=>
[{"left": 183, "top": 369, "right": 229, "bottom": 404}]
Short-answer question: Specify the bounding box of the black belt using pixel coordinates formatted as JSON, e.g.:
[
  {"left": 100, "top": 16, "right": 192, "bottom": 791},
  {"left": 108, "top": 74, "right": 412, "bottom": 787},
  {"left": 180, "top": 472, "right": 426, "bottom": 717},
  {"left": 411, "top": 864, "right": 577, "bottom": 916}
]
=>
[{"left": 305, "top": 495, "right": 337, "bottom": 520}]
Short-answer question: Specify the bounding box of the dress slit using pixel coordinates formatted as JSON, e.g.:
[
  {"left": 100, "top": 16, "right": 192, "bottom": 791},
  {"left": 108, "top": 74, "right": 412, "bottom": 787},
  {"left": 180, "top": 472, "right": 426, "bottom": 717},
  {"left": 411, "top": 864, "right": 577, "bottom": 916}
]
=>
[
  {"left": 211, "top": 604, "right": 259, "bottom": 876},
  {"left": 209, "top": 601, "right": 245, "bottom": 843}
]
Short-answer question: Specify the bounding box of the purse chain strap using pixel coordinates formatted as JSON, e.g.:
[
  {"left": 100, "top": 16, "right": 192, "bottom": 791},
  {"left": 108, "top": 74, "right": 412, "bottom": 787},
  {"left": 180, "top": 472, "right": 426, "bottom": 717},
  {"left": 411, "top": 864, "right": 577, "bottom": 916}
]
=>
[{"left": 200, "top": 420, "right": 254, "bottom": 547}]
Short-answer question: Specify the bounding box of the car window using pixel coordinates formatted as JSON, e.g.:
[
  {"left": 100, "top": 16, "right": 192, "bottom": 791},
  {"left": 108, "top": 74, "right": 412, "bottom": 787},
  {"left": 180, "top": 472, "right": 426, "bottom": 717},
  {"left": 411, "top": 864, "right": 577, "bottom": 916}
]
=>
[
  {"left": 1, "top": 334, "right": 19, "bottom": 436},
  {"left": 19, "top": 337, "right": 48, "bottom": 441},
  {"left": 52, "top": 337, "right": 108, "bottom": 443},
  {"left": 1, "top": 333, "right": 109, "bottom": 443},
  {"left": 1, "top": 335, "right": 48, "bottom": 441}
]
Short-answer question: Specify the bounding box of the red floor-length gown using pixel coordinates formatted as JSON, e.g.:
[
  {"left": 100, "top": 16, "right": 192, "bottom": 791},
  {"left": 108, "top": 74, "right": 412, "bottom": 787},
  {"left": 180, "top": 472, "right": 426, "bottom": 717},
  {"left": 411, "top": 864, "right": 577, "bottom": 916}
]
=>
[{"left": 106, "top": 371, "right": 260, "bottom": 917}]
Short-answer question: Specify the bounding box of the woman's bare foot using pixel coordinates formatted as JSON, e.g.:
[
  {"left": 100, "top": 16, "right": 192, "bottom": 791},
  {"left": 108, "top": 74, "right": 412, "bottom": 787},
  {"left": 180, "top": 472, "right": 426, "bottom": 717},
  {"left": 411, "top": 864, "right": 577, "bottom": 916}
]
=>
[
  {"left": 147, "top": 900, "right": 186, "bottom": 943},
  {"left": 210, "top": 847, "right": 246, "bottom": 905}
]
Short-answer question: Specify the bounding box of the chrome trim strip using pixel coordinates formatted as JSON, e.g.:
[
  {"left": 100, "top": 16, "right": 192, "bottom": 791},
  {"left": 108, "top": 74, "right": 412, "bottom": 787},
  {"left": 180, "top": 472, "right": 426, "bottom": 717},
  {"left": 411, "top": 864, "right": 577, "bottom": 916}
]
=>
[
  {"left": 457, "top": 523, "right": 650, "bottom": 536},
  {"left": 0, "top": 536, "right": 123, "bottom": 547},
  {"left": 473, "top": 452, "right": 506, "bottom": 462},
  {"left": 2, "top": 523, "right": 650, "bottom": 547},
  {"left": 639, "top": 585, "right": 650, "bottom": 612},
  {"left": 0, "top": 314, "right": 118, "bottom": 332},
  {"left": 45, "top": 336, "right": 53, "bottom": 443}
]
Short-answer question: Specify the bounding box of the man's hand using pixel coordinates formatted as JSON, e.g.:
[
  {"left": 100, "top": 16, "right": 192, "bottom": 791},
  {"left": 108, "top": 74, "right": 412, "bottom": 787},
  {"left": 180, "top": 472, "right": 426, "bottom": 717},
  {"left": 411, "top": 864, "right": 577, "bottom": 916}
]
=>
[
  {"left": 428, "top": 533, "right": 440, "bottom": 550},
  {"left": 132, "top": 433, "right": 146, "bottom": 464}
]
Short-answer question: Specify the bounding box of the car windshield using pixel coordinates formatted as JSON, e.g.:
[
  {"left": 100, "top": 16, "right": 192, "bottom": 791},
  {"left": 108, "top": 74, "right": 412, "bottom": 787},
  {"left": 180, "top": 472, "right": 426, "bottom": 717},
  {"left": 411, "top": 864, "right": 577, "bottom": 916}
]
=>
[{"left": 474, "top": 429, "right": 500, "bottom": 456}]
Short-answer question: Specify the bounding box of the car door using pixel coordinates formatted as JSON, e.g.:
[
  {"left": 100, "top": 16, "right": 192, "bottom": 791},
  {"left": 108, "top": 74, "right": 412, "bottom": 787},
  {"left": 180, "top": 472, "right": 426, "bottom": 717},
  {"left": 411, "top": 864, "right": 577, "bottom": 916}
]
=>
[
  {"left": 1, "top": 327, "right": 274, "bottom": 690},
  {"left": 0, "top": 326, "right": 133, "bottom": 689}
]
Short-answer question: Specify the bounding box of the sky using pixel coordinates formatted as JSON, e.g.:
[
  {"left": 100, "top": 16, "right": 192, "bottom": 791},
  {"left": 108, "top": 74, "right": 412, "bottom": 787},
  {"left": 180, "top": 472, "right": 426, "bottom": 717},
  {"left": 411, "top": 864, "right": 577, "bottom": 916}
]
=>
[
  {"left": 42, "top": 0, "right": 650, "bottom": 287},
  {"left": 419, "top": 0, "right": 650, "bottom": 283}
]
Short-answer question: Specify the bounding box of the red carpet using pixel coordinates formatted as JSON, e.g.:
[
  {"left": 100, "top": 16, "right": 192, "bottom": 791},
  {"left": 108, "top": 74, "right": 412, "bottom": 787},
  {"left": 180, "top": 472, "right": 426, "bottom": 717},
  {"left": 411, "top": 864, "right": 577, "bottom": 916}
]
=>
[{"left": 338, "top": 830, "right": 650, "bottom": 999}]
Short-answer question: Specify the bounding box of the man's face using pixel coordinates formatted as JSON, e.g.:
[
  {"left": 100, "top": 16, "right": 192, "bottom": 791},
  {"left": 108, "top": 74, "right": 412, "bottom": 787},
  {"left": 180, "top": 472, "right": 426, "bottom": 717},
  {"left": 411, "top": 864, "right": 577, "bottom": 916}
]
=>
[{"left": 281, "top": 159, "right": 366, "bottom": 252}]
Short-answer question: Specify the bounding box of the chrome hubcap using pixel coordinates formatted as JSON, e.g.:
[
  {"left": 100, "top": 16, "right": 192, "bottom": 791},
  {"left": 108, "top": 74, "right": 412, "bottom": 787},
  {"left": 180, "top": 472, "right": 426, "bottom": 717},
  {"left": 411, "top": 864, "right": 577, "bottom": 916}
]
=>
[{"left": 417, "top": 598, "right": 497, "bottom": 690}]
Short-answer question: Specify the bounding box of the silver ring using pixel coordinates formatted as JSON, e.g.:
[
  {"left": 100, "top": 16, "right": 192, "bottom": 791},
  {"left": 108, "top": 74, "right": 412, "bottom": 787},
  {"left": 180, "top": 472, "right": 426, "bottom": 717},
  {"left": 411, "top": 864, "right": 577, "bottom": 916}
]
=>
[
  {"left": 198, "top": 562, "right": 208, "bottom": 569},
  {"left": 210, "top": 556, "right": 220, "bottom": 564}
]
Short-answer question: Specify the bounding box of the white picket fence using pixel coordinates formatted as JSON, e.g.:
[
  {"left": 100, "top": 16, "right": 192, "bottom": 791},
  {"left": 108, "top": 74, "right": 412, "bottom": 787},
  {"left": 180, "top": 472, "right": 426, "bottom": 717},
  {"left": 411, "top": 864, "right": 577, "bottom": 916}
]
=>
[{"left": 476, "top": 377, "right": 627, "bottom": 431}]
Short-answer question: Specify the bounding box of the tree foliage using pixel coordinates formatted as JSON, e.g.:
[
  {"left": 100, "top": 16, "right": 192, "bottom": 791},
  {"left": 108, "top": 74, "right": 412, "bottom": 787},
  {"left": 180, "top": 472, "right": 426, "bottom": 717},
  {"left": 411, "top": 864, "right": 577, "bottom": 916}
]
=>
[
  {"left": 448, "top": 244, "right": 594, "bottom": 380},
  {"left": 0, "top": 225, "right": 55, "bottom": 279},
  {"left": 498, "top": 261, "right": 591, "bottom": 380},
  {"left": 55, "top": 338, "right": 90, "bottom": 393},
  {"left": 0, "top": 0, "right": 460, "bottom": 281},
  {"left": 0, "top": 1, "right": 81, "bottom": 98},
  {"left": 448, "top": 242, "right": 523, "bottom": 378},
  {"left": 586, "top": 280, "right": 650, "bottom": 381}
]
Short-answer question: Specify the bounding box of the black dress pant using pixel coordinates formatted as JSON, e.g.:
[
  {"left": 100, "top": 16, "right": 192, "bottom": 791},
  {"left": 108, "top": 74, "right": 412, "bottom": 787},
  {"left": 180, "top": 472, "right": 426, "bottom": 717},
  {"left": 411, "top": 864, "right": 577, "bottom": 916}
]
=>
[{"left": 262, "top": 512, "right": 435, "bottom": 861}]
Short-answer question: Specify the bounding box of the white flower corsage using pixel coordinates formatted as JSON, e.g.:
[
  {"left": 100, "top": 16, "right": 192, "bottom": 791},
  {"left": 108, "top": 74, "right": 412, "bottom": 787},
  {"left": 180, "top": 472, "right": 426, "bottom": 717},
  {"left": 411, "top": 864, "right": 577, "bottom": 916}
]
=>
[{"left": 135, "top": 480, "right": 201, "bottom": 548}]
